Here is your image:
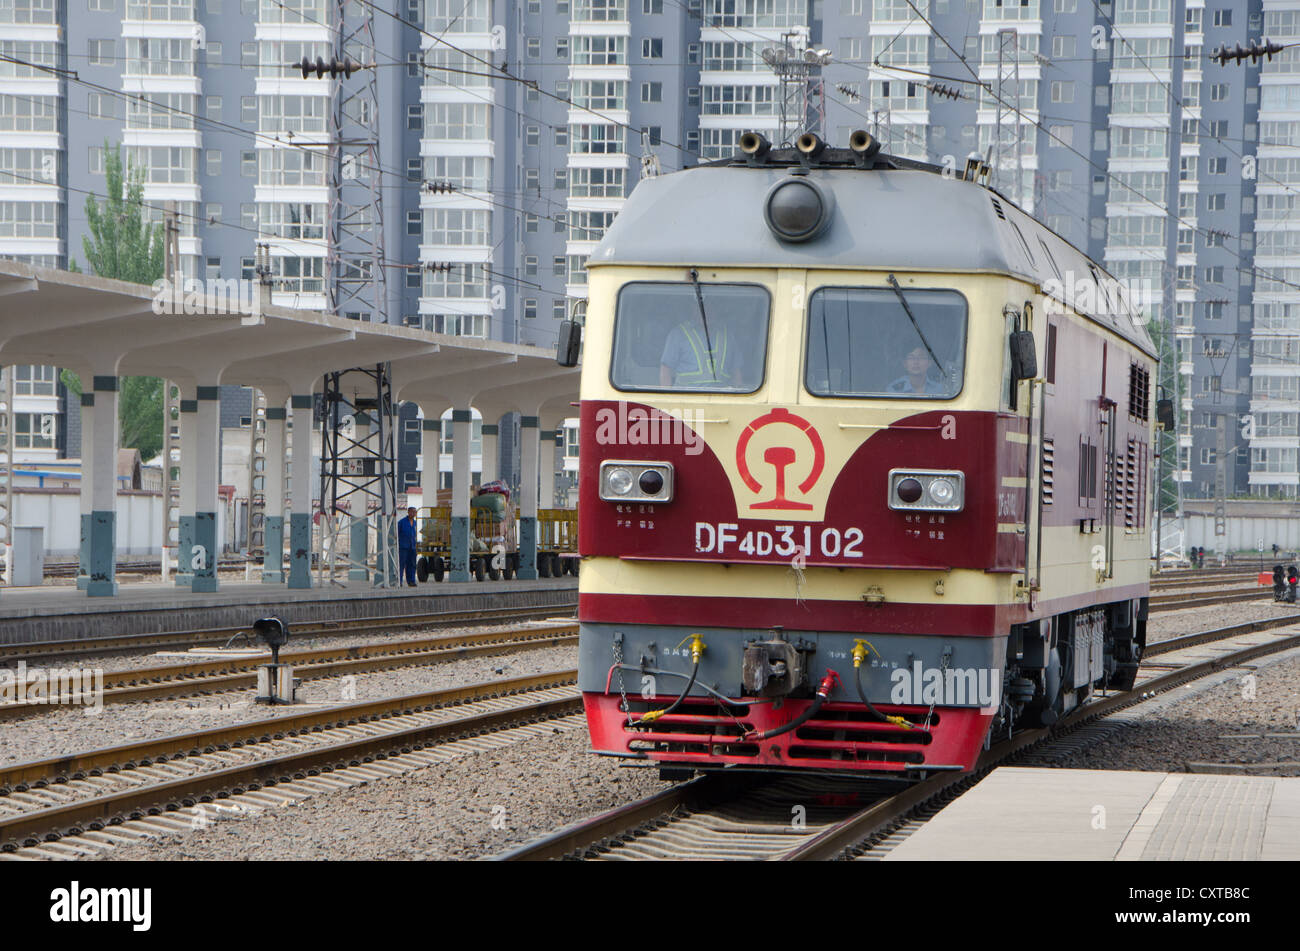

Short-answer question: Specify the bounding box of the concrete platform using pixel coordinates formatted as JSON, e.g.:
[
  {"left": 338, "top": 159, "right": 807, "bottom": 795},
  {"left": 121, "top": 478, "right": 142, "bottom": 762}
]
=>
[
  {"left": 884, "top": 766, "right": 1300, "bottom": 861},
  {"left": 0, "top": 578, "right": 578, "bottom": 644}
]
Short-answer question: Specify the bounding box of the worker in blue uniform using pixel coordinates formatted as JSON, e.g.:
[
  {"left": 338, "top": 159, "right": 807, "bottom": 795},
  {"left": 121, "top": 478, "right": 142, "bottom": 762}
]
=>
[{"left": 398, "top": 506, "right": 419, "bottom": 587}]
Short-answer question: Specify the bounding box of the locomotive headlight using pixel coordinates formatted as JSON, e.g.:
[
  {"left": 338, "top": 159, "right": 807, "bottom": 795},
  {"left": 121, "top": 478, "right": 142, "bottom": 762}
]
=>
[
  {"left": 606, "top": 466, "right": 634, "bottom": 496},
  {"left": 600, "top": 461, "right": 674, "bottom": 503},
  {"left": 927, "top": 478, "right": 956, "bottom": 505},
  {"left": 888, "top": 469, "right": 965, "bottom": 513}
]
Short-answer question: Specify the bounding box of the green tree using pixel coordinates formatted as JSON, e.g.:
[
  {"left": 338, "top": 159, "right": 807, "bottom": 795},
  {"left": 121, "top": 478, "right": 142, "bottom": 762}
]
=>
[
  {"left": 82, "top": 143, "right": 164, "bottom": 285},
  {"left": 70, "top": 142, "right": 167, "bottom": 460}
]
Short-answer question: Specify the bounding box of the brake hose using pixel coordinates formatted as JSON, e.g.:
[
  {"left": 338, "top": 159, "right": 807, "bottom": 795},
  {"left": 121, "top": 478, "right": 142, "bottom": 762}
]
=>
[
  {"left": 853, "top": 640, "right": 918, "bottom": 730},
  {"left": 634, "top": 634, "right": 705, "bottom": 729},
  {"left": 743, "top": 670, "right": 840, "bottom": 742}
]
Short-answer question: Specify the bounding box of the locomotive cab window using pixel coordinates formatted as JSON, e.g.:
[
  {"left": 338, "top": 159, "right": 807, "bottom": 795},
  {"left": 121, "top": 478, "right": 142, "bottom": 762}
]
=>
[
  {"left": 610, "top": 281, "right": 770, "bottom": 393},
  {"left": 805, "top": 287, "right": 966, "bottom": 399}
]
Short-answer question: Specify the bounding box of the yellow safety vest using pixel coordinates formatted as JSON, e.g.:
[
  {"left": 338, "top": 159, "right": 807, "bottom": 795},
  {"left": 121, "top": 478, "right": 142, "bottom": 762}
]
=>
[{"left": 675, "top": 324, "right": 730, "bottom": 384}]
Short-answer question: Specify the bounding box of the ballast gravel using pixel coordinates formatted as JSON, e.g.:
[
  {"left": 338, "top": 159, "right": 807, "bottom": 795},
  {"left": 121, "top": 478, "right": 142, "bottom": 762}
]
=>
[
  {"left": 0, "top": 642, "right": 577, "bottom": 767},
  {"left": 94, "top": 723, "right": 665, "bottom": 861},
  {"left": 1144, "top": 599, "right": 1299, "bottom": 644},
  {"left": 1047, "top": 652, "right": 1300, "bottom": 777}
]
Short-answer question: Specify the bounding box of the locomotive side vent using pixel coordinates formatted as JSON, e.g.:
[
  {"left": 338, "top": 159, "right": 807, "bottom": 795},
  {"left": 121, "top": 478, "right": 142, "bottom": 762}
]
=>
[
  {"left": 1124, "top": 436, "right": 1139, "bottom": 530},
  {"left": 1041, "top": 437, "right": 1055, "bottom": 505},
  {"left": 990, "top": 197, "right": 1007, "bottom": 220}
]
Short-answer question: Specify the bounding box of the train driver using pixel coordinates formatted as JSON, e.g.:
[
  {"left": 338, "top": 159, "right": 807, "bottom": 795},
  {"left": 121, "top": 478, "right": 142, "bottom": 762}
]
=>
[
  {"left": 659, "top": 318, "right": 746, "bottom": 388},
  {"left": 887, "top": 345, "right": 947, "bottom": 395}
]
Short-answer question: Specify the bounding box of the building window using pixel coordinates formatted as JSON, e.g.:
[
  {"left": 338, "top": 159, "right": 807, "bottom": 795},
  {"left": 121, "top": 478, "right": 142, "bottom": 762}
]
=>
[
  {"left": 241, "top": 151, "right": 257, "bottom": 177},
  {"left": 241, "top": 41, "right": 256, "bottom": 67},
  {"left": 89, "top": 145, "right": 105, "bottom": 174},
  {"left": 14, "top": 365, "right": 56, "bottom": 396},
  {"left": 1050, "top": 81, "right": 1073, "bottom": 103},
  {"left": 527, "top": 37, "right": 540, "bottom": 57},
  {"left": 206, "top": 42, "right": 222, "bottom": 66},
  {"left": 525, "top": 213, "right": 538, "bottom": 233},
  {"left": 553, "top": 255, "right": 565, "bottom": 275},
  {"left": 241, "top": 257, "right": 254, "bottom": 281},
  {"left": 643, "top": 0, "right": 662, "bottom": 10},
  {"left": 15, "top": 413, "right": 56, "bottom": 450},
  {"left": 406, "top": 269, "right": 420, "bottom": 289},
  {"left": 554, "top": 299, "right": 566, "bottom": 319},
  {"left": 1213, "top": 8, "right": 1231, "bottom": 26},
  {"left": 524, "top": 298, "right": 537, "bottom": 319},
  {"left": 525, "top": 168, "right": 539, "bottom": 190},
  {"left": 406, "top": 210, "right": 420, "bottom": 236},
  {"left": 204, "top": 203, "right": 221, "bottom": 225},
  {"left": 556, "top": 37, "right": 569, "bottom": 58},
  {"left": 205, "top": 149, "right": 221, "bottom": 176},
  {"left": 1209, "top": 83, "right": 1228, "bottom": 102},
  {"left": 526, "top": 125, "right": 539, "bottom": 146},
  {"left": 408, "top": 158, "right": 421, "bottom": 181},
  {"left": 687, "top": 86, "right": 700, "bottom": 107},
  {"left": 641, "top": 81, "right": 662, "bottom": 103},
  {"left": 407, "top": 104, "right": 422, "bottom": 131},
  {"left": 206, "top": 96, "right": 222, "bottom": 120},
  {"left": 686, "top": 130, "right": 699, "bottom": 152},
  {"left": 525, "top": 255, "right": 538, "bottom": 275},
  {"left": 241, "top": 203, "right": 255, "bottom": 229},
  {"left": 1208, "top": 157, "right": 1226, "bottom": 175},
  {"left": 642, "top": 37, "right": 663, "bottom": 59},
  {"left": 87, "top": 39, "right": 114, "bottom": 65},
  {"left": 241, "top": 96, "right": 257, "bottom": 124},
  {"left": 205, "top": 256, "right": 220, "bottom": 279},
  {"left": 687, "top": 43, "right": 699, "bottom": 64}
]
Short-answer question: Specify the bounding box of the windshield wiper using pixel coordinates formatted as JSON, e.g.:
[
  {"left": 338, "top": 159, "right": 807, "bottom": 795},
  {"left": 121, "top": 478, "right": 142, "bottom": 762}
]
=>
[
  {"left": 887, "top": 273, "right": 943, "bottom": 374},
  {"left": 688, "top": 267, "right": 718, "bottom": 380}
]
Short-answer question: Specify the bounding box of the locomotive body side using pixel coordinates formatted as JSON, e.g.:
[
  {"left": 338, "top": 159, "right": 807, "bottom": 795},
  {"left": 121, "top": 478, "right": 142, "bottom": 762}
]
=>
[{"left": 575, "top": 158, "right": 1157, "bottom": 775}]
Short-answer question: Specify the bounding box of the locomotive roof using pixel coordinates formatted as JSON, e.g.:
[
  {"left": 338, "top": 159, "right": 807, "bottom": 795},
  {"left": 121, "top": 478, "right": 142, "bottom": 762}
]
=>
[{"left": 588, "top": 150, "right": 1157, "bottom": 358}]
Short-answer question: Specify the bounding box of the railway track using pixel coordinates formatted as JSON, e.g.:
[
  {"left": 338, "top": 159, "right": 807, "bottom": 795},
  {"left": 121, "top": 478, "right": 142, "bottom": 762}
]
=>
[
  {"left": 0, "top": 623, "right": 578, "bottom": 718},
  {"left": 1148, "top": 587, "right": 1272, "bottom": 610},
  {"left": 0, "top": 602, "right": 577, "bottom": 666},
  {"left": 0, "top": 670, "right": 581, "bottom": 854},
  {"left": 500, "top": 615, "right": 1300, "bottom": 860}
]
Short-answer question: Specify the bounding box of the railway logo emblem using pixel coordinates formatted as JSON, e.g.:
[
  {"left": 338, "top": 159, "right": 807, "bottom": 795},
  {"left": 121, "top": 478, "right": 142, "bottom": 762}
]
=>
[{"left": 736, "top": 408, "right": 825, "bottom": 511}]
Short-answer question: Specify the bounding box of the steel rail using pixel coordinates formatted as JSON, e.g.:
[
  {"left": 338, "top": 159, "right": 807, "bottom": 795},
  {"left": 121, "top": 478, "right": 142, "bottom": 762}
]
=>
[
  {"left": 0, "top": 672, "right": 581, "bottom": 851},
  {"left": 0, "top": 626, "right": 578, "bottom": 718},
  {"left": 0, "top": 670, "right": 578, "bottom": 793}
]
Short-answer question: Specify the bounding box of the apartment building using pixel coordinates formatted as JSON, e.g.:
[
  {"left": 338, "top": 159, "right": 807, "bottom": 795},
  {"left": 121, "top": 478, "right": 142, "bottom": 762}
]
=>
[{"left": 0, "top": 0, "right": 1294, "bottom": 497}]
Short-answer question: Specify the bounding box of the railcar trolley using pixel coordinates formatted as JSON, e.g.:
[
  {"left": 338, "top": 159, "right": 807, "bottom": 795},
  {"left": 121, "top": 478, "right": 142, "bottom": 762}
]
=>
[{"left": 569, "top": 132, "right": 1171, "bottom": 777}]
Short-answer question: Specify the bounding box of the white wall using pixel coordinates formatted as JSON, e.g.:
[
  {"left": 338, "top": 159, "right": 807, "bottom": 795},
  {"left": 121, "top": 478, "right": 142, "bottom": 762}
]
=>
[{"left": 14, "top": 491, "right": 228, "bottom": 558}]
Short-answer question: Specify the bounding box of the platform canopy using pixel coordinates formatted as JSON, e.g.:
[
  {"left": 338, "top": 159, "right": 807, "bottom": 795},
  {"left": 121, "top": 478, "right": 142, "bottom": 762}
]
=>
[{"left": 0, "top": 259, "right": 577, "bottom": 413}]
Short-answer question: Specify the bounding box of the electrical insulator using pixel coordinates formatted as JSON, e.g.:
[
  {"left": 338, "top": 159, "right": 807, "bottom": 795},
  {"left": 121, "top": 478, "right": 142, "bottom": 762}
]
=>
[
  {"left": 1211, "top": 39, "right": 1285, "bottom": 66},
  {"left": 296, "top": 55, "right": 366, "bottom": 79}
]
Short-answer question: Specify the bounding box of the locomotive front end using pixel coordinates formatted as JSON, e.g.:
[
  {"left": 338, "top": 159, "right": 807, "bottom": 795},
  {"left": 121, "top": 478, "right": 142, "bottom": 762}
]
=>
[{"left": 574, "top": 141, "right": 1153, "bottom": 777}]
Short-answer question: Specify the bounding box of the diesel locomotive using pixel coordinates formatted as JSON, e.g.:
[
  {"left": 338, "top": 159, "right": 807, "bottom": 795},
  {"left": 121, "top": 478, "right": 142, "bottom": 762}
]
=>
[{"left": 569, "top": 132, "right": 1168, "bottom": 777}]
